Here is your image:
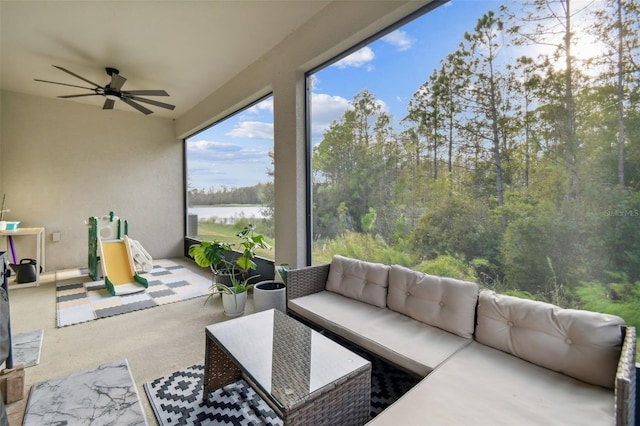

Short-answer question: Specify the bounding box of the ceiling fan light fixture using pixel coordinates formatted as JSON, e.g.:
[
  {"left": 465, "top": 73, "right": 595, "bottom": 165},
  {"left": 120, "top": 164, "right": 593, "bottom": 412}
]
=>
[{"left": 35, "top": 65, "right": 175, "bottom": 115}]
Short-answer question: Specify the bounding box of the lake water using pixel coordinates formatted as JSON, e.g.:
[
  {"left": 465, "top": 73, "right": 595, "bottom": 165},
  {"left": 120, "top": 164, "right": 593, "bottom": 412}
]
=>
[{"left": 188, "top": 206, "right": 266, "bottom": 223}]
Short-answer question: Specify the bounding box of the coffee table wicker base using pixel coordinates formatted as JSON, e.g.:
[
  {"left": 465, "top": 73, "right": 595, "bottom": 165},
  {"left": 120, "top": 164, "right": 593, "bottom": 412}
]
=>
[
  {"left": 204, "top": 333, "right": 371, "bottom": 425},
  {"left": 203, "top": 335, "right": 242, "bottom": 390},
  {"left": 278, "top": 365, "right": 371, "bottom": 425}
]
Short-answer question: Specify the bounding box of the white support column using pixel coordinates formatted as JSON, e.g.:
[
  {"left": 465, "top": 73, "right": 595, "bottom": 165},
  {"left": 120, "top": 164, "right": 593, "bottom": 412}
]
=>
[{"left": 273, "top": 70, "right": 308, "bottom": 269}]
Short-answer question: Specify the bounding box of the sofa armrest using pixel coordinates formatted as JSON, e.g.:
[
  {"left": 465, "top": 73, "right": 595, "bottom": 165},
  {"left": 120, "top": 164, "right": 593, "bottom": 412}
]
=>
[
  {"left": 616, "top": 326, "right": 637, "bottom": 426},
  {"left": 286, "top": 263, "right": 330, "bottom": 300}
]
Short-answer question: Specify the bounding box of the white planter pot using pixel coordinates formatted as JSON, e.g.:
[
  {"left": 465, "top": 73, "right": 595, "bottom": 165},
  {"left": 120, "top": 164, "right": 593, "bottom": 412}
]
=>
[
  {"left": 221, "top": 290, "right": 247, "bottom": 317},
  {"left": 253, "top": 281, "right": 286, "bottom": 313}
]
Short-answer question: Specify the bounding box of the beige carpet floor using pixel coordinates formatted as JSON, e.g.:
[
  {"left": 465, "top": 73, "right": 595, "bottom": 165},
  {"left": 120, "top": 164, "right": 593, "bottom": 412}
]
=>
[{"left": 4, "top": 257, "right": 250, "bottom": 426}]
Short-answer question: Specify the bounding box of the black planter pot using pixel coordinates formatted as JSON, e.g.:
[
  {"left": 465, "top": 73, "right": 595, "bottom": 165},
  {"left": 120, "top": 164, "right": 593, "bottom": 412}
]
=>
[
  {"left": 255, "top": 281, "right": 285, "bottom": 291},
  {"left": 213, "top": 269, "right": 242, "bottom": 287}
]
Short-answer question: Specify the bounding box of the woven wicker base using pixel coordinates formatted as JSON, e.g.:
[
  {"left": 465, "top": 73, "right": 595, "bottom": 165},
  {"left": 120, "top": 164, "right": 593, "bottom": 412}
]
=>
[{"left": 204, "top": 311, "right": 371, "bottom": 425}]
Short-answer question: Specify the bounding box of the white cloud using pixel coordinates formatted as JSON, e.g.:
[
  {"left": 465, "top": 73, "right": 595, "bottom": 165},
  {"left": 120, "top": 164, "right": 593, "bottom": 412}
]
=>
[
  {"left": 226, "top": 121, "right": 274, "bottom": 140},
  {"left": 310, "top": 93, "right": 392, "bottom": 141},
  {"left": 310, "top": 93, "right": 351, "bottom": 136},
  {"left": 187, "top": 138, "right": 272, "bottom": 189},
  {"left": 375, "top": 99, "right": 390, "bottom": 115},
  {"left": 333, "top": 46, "right": 375, "bottom": 69},
  {"left": 308, "top": 75, "right": 320, "bottom": 91},
  {"left": 187, "top": 140, "right": 239, "bottom": 155},
  {"left": 246, "top": 98, "right": 273, "bottom": 114},
  {"left": 382, "top": 30, "right": 414, "bottom": 52},
  {"left": 188, "top": 140, "right": 268, "bottom": 161}
]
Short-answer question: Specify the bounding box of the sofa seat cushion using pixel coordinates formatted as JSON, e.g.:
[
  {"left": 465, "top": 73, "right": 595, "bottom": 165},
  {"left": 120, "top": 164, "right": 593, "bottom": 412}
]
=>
[
  {"left": 288, "top": 290, "right": 471, "bottom": 376},
  {"left": 369, "top": 341, "right": 615, "bottom": 426},
  {"left": 387, "top": 265, "right": 478, "bottom": 339},
  {"left": 325, "top": 255, "right": 390, "bottom": 308},
  {"left": 476, "top": 290, "right": 625, "bottom": 389}
]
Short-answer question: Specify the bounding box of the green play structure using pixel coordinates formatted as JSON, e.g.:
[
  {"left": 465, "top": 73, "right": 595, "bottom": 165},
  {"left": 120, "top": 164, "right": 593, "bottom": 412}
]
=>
[{"left": 87, "top": 211, "right": 149, "bottom": 296}]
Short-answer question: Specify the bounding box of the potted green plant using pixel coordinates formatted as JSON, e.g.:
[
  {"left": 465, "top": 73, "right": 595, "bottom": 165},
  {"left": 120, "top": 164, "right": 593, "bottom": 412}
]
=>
[
  {"left": 219, "top": 224, "right": 271, "bottom": 316},
  {"left": 209, "top": 266, "right": 254, "bottom": 317},
  {"left": 234, "top": 223, "right": 271, "bottom": 274},
  {"left": 188, "top": 239, "right": 233, "bottom": 283},
  {"left": 191, "top": 224, "right": 271, "bottom": 317}
]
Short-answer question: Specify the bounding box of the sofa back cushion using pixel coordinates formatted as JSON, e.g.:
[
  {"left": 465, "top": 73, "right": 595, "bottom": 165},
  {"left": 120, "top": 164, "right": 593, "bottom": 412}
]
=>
[
  {"left": 476, "top": 289, "right": 625, "bottom": 389},
  {"left": 387, "top": 265, "right": 478, "bottom": 339},
  {"left": 325, "top": 255, "right": 389, "bottom": 308}
]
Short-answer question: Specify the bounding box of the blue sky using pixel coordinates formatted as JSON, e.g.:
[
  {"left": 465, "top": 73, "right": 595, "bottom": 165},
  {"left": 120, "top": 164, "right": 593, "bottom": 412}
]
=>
[
  {"left": 186, "top": 1, "right": 499, "bottom": 191},
  {"left": 187, "top": 98, "right": 275, "bottom": 190},
  {"left": 186, "top": 0, "right": 598, "bottom": 191}
]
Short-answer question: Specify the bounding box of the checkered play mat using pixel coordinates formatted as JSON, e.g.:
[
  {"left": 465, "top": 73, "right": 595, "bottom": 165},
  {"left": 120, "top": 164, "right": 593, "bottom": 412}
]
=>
[
  {"left": 144, "top": 336, "right": 420, "bottom": 425},
  {"left": 56, "top": 259, "right": 211, "bottom": 327}
]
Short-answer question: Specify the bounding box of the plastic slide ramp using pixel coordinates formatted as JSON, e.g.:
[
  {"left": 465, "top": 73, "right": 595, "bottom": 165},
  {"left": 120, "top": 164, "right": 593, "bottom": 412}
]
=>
[
  {"left": 98, "top": 235, "right": 148, "bottom": 296},
  {"left": 128, "top": 238, "right": 153, "bottom": 273}
]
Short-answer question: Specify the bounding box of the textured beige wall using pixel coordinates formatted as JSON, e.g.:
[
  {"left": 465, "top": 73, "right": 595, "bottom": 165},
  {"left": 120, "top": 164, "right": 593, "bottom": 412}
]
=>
[{"left": 0, "top": 91, "right": 183, "bottom": 271}]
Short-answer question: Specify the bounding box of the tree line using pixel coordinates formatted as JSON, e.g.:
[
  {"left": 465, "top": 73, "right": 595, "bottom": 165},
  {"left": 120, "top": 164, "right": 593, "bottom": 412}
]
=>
[
  {"left": 188, "top": 184, "right": 267, "bottom": 206},
  {"left": 312, "top": 0, "right": 640, "bottom": 322}
]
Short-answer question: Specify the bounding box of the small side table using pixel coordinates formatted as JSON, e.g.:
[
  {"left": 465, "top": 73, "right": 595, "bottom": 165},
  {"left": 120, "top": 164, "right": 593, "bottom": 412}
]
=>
[{"left": 0, "top": 227, "right": 45, "bottom": 287}]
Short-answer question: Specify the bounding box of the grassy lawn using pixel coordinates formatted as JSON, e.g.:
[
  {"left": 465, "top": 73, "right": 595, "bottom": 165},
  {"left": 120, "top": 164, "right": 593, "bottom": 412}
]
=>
[{"left": 195, "top": 221, "right": 274, "bottom": 259}]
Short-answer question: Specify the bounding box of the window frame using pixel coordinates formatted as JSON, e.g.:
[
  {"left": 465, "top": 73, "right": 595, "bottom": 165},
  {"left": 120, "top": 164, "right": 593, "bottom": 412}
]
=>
[
  {"left": 182, "top": 93, "right": 274, "bottom": 253},
  {"left": 304, "top": 1, "right": 445, "bottom": 264}
]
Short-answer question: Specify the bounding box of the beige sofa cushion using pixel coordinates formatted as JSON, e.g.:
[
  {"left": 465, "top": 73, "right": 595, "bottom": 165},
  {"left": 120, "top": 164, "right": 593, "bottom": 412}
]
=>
[
  {"left": 387, "top": 265, "right": 478, "bottom": 339},
  {"left": 325, "top": 255, "right": 389, "bottom": 308},
  {"left": 476, "top": 289, "right": 625, "bottom": 389},
  {"left": 369, "top": 341, "right": 615, "bottom": 426},
  {"left": 288, "top": 290, "right": 471, "bottom": 376}
]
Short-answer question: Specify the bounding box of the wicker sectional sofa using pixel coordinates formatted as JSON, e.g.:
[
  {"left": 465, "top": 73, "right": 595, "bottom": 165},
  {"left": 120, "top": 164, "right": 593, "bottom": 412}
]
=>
[{"left": 286, "top": 255, "right": 637, "bottom": 426}]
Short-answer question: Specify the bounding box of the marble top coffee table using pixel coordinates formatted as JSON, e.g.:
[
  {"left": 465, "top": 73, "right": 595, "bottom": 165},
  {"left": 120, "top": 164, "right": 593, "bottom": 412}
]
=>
[{"left": 204, "top": 309, "right": 371, "bottom": 425}]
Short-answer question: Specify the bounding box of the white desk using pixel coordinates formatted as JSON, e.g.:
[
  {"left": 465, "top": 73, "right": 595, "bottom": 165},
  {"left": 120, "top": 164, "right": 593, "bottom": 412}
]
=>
[{"left": 0, "top": 227, "right": 45, "bottom": 287}]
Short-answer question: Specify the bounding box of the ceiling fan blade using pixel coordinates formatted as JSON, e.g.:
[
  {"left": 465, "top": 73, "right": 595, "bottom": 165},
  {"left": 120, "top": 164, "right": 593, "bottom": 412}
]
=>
[
  {"left": 34, "top": 79, "right": 95, "bottom": 91},
  {"left": 103, "top": 99, "right": 115, "bottom": 110},
  {"left": 58, "top": 93, "right": 100, "bottom": 99},
  {"left": 121, "top": 98, "right": 153, "bottom": 115},
  {"left": 52, "top": 65, "right": 102, "bottom": 88},
  {"left": 123, "top": 90, "right": 169, "bottom": 97},
  {"left": 129, "top": 96, "right": 175, "bottom": 110},
  {"left": 110, "top": 73, "right": 127, "bottom": 91}
]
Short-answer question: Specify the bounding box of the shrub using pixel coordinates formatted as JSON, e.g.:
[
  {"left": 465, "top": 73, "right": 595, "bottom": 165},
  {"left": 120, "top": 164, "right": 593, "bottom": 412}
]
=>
[
  {"left": 413, "top": 255, "right": 477, "bottom": 281},
  {"left": 313, "top": 232, "right": 416, "bottom": 266},
  {"left": 408, "top": 196, "right": 501, "bottom": 263}
]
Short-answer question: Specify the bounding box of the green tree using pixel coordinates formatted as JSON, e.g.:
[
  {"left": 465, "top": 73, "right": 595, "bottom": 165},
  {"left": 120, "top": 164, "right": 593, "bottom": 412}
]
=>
[
  {"left": 409, "top": 186, "right": 502, "bottom": 265},
  {"left": 459, "top": 11, "right": 510, "bottom": 209},
  {"left": 591, "top": 0, "right": 640, "bottom": 188},
  {"left": 406, "top": 71, "right": 445, "bottom": 180},
  {"left": 313, "top": 89, "right": 397, "bottom": 238},
  {"left": 506, "top": 0, "right": 588, "bottom": 200}
]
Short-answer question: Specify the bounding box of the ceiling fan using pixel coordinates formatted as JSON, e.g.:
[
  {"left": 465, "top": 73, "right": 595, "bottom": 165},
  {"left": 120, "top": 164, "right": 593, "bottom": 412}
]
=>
[{"left": 35, "top": 65, "right": 175, "bottom": 115}]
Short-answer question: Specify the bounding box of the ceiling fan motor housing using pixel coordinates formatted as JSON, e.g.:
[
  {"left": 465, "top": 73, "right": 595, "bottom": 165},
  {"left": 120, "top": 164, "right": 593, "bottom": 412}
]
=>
[{"left": 104, "top": 88, "right": 121, "bottom": 100}]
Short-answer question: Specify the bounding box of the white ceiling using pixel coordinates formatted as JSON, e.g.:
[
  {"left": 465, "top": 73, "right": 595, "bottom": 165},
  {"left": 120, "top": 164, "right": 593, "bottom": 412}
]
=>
[{"left": 0, "top": 0, "right": 331, "bottom": 118}]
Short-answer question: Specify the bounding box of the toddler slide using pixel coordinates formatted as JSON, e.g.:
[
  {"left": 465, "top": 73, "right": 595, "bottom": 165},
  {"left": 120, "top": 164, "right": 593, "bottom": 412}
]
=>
[{"left": 99, "top": 235, "right": 148, "bottom": 296}]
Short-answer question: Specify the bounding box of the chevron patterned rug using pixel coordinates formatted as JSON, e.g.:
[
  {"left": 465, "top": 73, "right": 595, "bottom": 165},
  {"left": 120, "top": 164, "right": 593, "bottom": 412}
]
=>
[{"left": 144, "top": 340, "right": 419, "bottom": 425}]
